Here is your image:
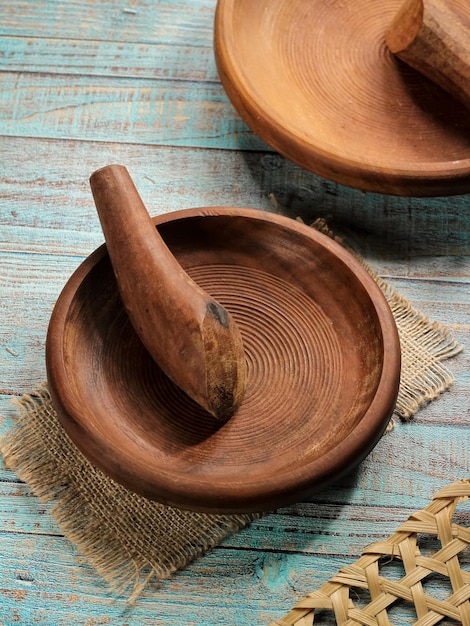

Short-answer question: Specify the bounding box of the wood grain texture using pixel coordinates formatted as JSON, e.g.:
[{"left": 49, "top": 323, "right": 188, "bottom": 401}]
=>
[
  {"left": 2, "top": 36, "right": 219, "bottom": 82},
  {"left": 1, "top": 0, "right": 217, "bottom": 46},
  {"left": 214, "top": 0, "right": 470, "bottom": 195},
  {"left": 0, "top": 0, "right": 469, "bottom": 624},
  {"left": 0, "top": 71, "right": 266, "bottom": 150},
  {"left": 386, "top": 0, "right": 470, "bottom": 109}
]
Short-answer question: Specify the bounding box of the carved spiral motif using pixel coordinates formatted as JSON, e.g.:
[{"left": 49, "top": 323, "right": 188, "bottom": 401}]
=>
[{"left": 101, "top": 263, "right": 347, "bottom": 469}]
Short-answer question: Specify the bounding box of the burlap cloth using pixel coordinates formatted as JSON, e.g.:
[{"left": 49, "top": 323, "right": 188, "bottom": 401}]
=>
[{"left": 0, "top": 220, "right": 463, "bottom": 599}]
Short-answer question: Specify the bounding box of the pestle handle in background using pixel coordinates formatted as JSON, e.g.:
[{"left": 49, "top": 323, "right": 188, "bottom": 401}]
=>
[
  {"left": 90, "top": 165, "right": 246, "bottom": 421},
  {"left": 386, "top": 0, "right": 470, "bottom": 110}
]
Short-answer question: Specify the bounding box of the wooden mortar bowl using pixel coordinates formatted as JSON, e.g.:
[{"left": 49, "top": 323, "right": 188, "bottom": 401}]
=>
[
  {"left": 214, "top": 0, "right": 470, "bottom": 196},
  {"left": 46, "top": 208, "right": 401, "bottom": 513}
]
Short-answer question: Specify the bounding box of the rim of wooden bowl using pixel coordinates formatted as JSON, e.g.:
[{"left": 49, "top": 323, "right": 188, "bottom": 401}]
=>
[
  {"left": 214, "top": 0, "right": 470, "bottom": 197},
  {"left": 46, "top": 207, "right": 401, "bottom": 513}
]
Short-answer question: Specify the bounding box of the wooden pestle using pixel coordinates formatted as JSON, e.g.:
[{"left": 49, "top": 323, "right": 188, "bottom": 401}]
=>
[
  {"left": 89, "top": 165, "right": 246, "bottom": 421},
  {"left": 386, "top": 0, "right": 470, "bottom": 110}
]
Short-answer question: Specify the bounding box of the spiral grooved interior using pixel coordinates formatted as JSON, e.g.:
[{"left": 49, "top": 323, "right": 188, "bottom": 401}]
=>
[
  {"left": 86, "top": 262, "right": 348, "bottom": 465},
  {"left": 216, "top": 0, "right": 470, "bottom": 195},
  {"left": 50, "top": 210, "right": 400, "bottom": 512}
]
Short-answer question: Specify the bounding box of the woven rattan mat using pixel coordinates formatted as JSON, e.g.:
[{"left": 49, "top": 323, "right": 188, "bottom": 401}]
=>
[
  {"left": 0, "top": 229, "right": 463, "bottom": 598},
  {"left": 271, "top": 479, "right": 470, "bottom": 625}
]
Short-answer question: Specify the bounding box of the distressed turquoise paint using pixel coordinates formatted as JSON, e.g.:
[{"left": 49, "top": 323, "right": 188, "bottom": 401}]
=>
[
  {"left": 1, "top": 0, "right": 218, "bottom": 47},
  {"left": 0, "top": 72, "right": 265, "bottom": 151},
  {"left": 1, "top": 36, "right": 218, "bottom": 82}
]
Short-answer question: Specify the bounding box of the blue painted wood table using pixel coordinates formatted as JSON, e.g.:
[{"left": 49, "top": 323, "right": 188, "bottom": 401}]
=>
[{"left": 0, "top": 1, "right": 469, "bottom": 624}]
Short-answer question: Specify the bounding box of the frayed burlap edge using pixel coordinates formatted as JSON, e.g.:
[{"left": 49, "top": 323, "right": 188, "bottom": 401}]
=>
[
  {"left": 0, "top": 384, "right": 261, "bottom": 600},
  {"left": 306, "top": 217, "right": 463, "bottom": 426},
  {"left": 373, "top": 273, "right": 462, "bottom": 421}
]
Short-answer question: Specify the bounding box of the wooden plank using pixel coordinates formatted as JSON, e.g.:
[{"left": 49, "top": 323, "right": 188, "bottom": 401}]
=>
[
  {"left": 0, "top": 71, "right": 265, "bottom": 151},
  {"left": 1, "top": 35, "right": 218, "bottom": 82},
  {"left": 0, "top": 482, "right": 58, "bottom": 534},
  {"left": 0, "top": 138, "right": 283, "bottom": 255},
  {"left": 0, "top": 514, "right": 344, "bottom": 622},
  {"left": 1, "top": 0, "right": 217, "bottom": 47},
  {"left": 1, "top": 138, "right": 470, "bottom": 259},
  {"left": 270, "top": 186, "right": 470, "bottom": 258},
  {"left": 1, "top": 478, "right": 399, "bottom": 547},
  {"left": 0, "top": 530, "right": 342, "bottom": 626}
]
